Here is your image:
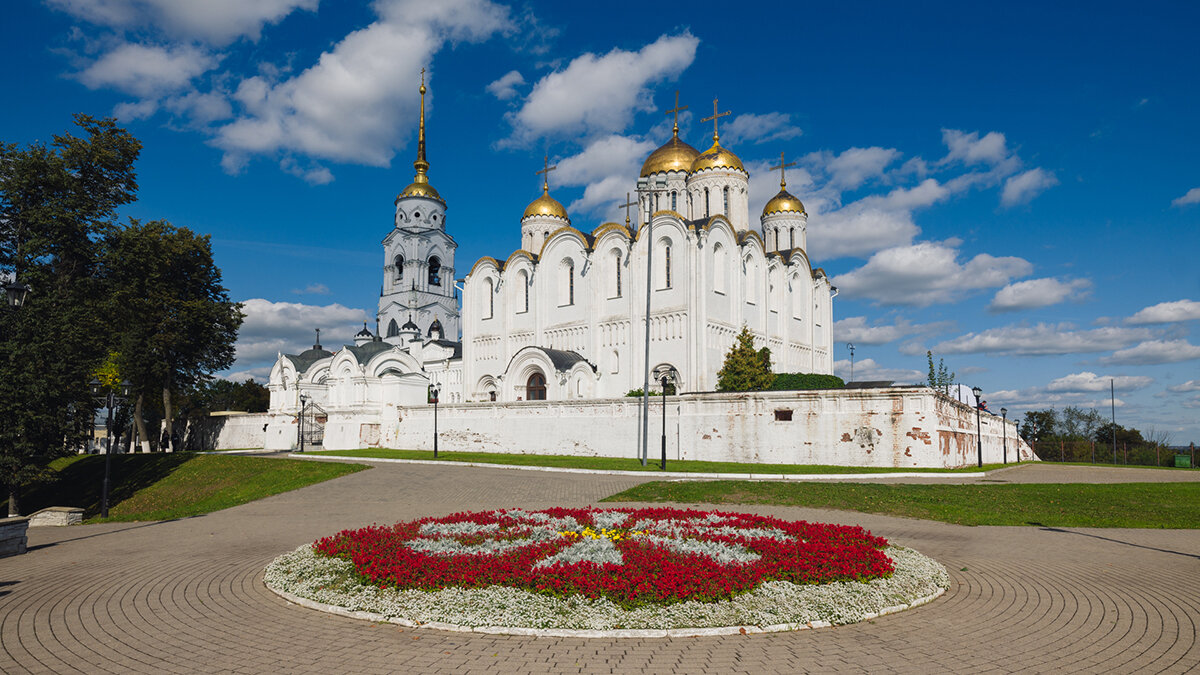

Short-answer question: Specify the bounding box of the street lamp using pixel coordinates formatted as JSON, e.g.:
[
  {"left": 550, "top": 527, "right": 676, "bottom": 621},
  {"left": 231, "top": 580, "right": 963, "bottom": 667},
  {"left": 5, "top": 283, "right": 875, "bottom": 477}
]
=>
[
  {"left": 3, "top": 279, "right": 31, "bottom": 308},
  {"left": 636, "top": 175, "right": 667, "bottom": 467},
  {"left": 846, "top": 343, "right": 856, "bottom": 383},
  {"left": 971, "top": 385, "right": 983, "bottom": 468},
  {"left": 656, "top": 366, "right": 678, "bottom": 471},
  {"left": 429, "top": 381, "right": 441, "bottom": 459},
  {"left": 90, "top": 378, "right": 132, "bottom": 518},
  {"left": 1001, "top": 407, "right": 1008, "bottom": 465},
  {"left": 298, "top": 393, "right": 309, "bottom": 453}
]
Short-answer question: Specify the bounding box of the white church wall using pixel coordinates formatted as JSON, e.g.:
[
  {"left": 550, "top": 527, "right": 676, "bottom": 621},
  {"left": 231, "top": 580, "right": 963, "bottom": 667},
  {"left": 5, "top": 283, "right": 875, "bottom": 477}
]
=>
[{"left": 254, "top": 387, "right": 1033, "bottom": 468}]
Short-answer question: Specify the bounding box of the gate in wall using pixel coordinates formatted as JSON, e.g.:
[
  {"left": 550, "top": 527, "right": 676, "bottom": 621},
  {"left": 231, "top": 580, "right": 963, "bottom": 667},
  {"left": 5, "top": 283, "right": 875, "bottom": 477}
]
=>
[{"left": 299, "top": 402, "right": 326, "bottom": 449}]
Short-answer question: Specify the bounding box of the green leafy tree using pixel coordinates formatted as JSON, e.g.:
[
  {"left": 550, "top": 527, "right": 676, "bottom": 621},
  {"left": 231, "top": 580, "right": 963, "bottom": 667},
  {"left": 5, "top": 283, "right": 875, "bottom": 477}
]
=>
[
  {"left": 1093, "top": 422, "right": 1144, "bottom": 446},
  {"left": 0, "top": 115, "right": 140, "bottom": 514},
  {"left": 716, "top": 327, "right": 775, "bottom": 392},
  {"left": 1020, "top": 409, "right": 1057, "bottom": 443},
  {"left": 104, "top": 219, "right": 244, "bottom": 451},
  {"left": 926, "top": 350, "right": 955, "bottom": 393}
]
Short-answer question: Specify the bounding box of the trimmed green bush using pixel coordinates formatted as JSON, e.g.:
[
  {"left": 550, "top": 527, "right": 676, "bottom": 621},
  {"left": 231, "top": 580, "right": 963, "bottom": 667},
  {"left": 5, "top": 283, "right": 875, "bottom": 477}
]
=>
[{"left": 769, "top": 373, "right": 846, "bottom": 390}]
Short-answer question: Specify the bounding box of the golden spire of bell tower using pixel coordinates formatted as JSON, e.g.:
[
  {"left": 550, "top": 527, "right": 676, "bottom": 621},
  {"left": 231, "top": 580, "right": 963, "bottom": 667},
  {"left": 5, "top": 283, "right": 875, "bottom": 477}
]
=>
[{"left": 413, "top": 68, "right": 430, "bottom": 184}]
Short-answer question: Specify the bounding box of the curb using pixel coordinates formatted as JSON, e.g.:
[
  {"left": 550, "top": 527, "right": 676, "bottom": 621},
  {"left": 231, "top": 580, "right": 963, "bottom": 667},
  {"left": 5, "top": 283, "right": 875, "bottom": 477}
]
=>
[
  {"left": 285, "top": 453, "right": 989, "bottom": 481},
  {"left": 265, "top": 582, "right": 946, "bottom": 639}
]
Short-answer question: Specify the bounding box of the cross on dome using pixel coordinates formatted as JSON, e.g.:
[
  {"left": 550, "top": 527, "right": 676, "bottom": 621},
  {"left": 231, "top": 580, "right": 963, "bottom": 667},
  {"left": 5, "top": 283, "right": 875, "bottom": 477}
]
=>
[
  {"left": 701, "top": 97, "right": 731, "bottom": 142},
  {"left": 769, "top": 151, "right": 797, "bottom": 189},
  {"left": 535, "top": 155, "right": 557, "bottom": 193},
  {"left": 664, "top": 90, "right": 688, "bottom": 137}
]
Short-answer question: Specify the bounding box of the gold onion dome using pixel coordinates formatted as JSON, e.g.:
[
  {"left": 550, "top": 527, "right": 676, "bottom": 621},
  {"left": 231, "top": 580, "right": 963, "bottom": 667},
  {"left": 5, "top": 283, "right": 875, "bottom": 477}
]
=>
[
  {"left": 691, "top": 138, "right": 745, "bottom": 174},
  {"left": 523, "top": 186, "right": 570, "bottom": 222},
  {"left": 397, "top": 69, "right": 445, "bottom": 205},
  {"left": 763, "top": 189, "right": 805, "bottom": 216},
  {"left": 640, "top": 131, "right": 700, "bottom": 176}
]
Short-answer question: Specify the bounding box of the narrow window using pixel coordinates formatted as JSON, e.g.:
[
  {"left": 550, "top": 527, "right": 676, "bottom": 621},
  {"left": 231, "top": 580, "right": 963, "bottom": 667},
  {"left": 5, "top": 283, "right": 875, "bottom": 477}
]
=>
[
  {"left": 713, "top": 243, "right": 726, "bottom": 293},
  {"left": 704, "top": 188, "right": 710, "bottom": 217},
  {"left": 723, "top": 186, "right": 729, "bottom": 215},
  {"left": 428, "top": 256, "right": 441, "bottom": 286},
  {"left": 523, "top": 272, "right": 530, "bottom": 312},
  {"left": 614, "top": 251, "right": 622, "bottom": 297},
  {"left": 568, "top": 264, "right": 575, "bottom": 305},
  {"left": 394, "top": 255, "right": 404, "bottom": 281},
  {"left": 387, "top": 319, "right": 399, "bottom": 337},
  {"left": 486, "top": 279, "right": 494, "bottom": 319},
  {"left": 664, "top": 245, "right": 672, "bottom": 289},
  {"left": 671, "top": 191, "right": 677, "bottom": 211}
]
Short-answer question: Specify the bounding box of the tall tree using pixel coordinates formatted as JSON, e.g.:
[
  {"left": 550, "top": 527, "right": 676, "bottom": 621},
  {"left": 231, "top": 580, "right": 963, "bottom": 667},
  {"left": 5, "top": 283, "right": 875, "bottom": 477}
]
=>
[
  {"left": 926, "top": 350, "right": 955, "bottom": 393},
  {"left": 0, "top": 115, "right": 140, "bottom": 514},
  {"left": 104, "top": 220, "right": 243, "bottom": 451},
  {"left": 716, "top": 327, "right": 775, "bottom": 392}
]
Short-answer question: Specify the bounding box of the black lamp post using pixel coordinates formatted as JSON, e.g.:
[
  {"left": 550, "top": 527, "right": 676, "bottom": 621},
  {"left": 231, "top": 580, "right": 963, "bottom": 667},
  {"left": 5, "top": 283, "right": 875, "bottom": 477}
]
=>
[
  {"left": 846, "top": 343, "right": 856, "bottom": 383},
  {"left": 1001, "top": 407, "right": 1008, "bottom": 465},
  {"left": 971, "top": 385, "right": 983, "bottom": 468},
  {"left": 298, "top": 393, "right": 308, "bottom": 453},
  {"left": 656, "top": 366, "right": 678, "bottom": 471},
  {"left": 429, "top": 382, "right": 440, "bottom": 459},
  {"left": 90, "top": 378, "right": 132, "bottom": 519},
  {"left": 4, "top": 280, "right": 31, "bottom": 308}
]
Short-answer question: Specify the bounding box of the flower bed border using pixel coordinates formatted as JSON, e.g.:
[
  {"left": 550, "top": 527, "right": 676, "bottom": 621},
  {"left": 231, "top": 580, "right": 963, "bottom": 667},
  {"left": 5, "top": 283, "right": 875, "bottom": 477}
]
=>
[{"left": 263, "top": 543, "right": 949, "bottom": 638}]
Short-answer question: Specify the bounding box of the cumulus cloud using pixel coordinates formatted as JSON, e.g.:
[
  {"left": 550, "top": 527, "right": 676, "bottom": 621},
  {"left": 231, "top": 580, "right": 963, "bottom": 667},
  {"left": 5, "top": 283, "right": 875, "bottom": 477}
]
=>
[
  {"left": 940, "top": 129, "right": 1011, "bottom": 166},
  {"left": 291, "top": 283, "right": 331, "bottom": 295},
  {"left": 1001, "top": 168, "right": 1058, "bottom": 207},
  {"left": 1167, "top": 380, "right": 1200, "bottom": 393},
  {"left": 832, "top": 358, "right": 924, "bottom": 384},
  {"left": 503, "top": 32, "right": 698, "bottom": 145},
  {"left": 164, "top": 90, "right": 233, "bottom": 124},
  {"left": 48, "top": 0, "right": 318, "bottom": 45},
  {"left": 1046, "top": 372, "right": 1154, "bottom": 393},
  {"left": 930, "top": 322, "right": 1153, "bottom": 356},
  {"left": 834, "top": 316, "right": 954, "bottom": 345},
  {"left": 234, "top": 298, "right": 369, "bottom": 365},
  {"left": 553, "top": 135, "right": 657, "bottom": 216},
  {"left": 213, "top": 0, "right": 513, "bottom": 174},
  {"left": 76, "top": 42, "right": 219, "bottom": 98},
  {"left": 486, "top": 69, "right": 525, "bottom": 100},
  {"left": 1172, "top": 187, "right": 1200, "bottom": 207},
  {"left": 1101, "top": 339, "right": 1200, "bottom": 366},
  {"left": 806, "top": 147, "right": 901, "bottom": 191},
  {"left": 830, "top": 241, "right": 1032, "bottom": 306},
  {"left": 721, "top": 112, "right": 802, "bottom": 146},
  {"left": 989, "top": 277, "right": 1092, "bottom": 312},
  {"left": 1126, "top": 299, "right": 1200, "bottom": 324}
]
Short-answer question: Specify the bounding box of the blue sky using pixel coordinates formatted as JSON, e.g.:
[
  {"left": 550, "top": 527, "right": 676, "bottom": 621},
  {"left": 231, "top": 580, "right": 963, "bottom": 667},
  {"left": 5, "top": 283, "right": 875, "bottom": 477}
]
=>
[{"left": 3, "top": 1, "right": 1198, "bottom": 442}]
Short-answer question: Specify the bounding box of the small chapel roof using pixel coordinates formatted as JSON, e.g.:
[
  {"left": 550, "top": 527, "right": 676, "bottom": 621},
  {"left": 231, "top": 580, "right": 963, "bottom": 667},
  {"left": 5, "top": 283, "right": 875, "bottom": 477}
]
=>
[{"left": 283, "top": 346, "right": 332, "bottom": 375}]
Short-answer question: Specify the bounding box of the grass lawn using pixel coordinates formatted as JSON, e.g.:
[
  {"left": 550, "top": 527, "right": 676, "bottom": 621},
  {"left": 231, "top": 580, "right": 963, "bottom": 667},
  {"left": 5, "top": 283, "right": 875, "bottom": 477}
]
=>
[
  {"left": 601, "top": 481, "right": 1200, "bottom": 529},
  {"left": 310, "top": 448, "right": 1009, "bottom": 474},
  {"left": 10, "top": 453, "right": 367, "bottom": 522}
]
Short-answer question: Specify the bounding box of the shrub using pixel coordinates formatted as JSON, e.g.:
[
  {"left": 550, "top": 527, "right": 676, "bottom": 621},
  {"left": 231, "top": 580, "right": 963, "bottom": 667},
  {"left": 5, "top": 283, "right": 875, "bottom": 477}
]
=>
[{"left": 769, "top": 373, "right": 846, "bottom": 391}]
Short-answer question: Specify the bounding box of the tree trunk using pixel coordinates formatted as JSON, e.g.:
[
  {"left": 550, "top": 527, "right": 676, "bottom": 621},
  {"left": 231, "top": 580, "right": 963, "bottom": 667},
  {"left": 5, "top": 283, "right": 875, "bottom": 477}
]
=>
[
  {"left": 133, "top": 394, "right": 152, "bottom": 453},
  {"left": 162, "top": 386, "right": 174, "bottom": 453},
  {"left": 7, "top": 489, "right": 18, "bottom": 517}
]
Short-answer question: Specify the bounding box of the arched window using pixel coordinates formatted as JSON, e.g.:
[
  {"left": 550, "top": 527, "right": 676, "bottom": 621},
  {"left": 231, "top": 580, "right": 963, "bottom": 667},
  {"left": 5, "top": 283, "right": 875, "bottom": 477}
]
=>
[
  {"left": 568, "top": 264, "right": 575, "bottom": 305},
  {"left": 671, "top": 191, "right": 677, "bottom": 211},
  {"left": 723, "top": 186, "right": 729, "bottom": 215},
  {"left": 559, "top": 260, "right": 575, "bottom": 306},
  {"left": 428, "top": 256, "right": 441, "bottom": 286},
  {"left": 746, "top": 259, "right": 758, "bottom": 304},
  {"left": 612, "top": 249, "right": 622, "bottom": 297},
  {"left": 387, "top": 319, "right": 399, "bottom": 337},
  {"left": 484, "top": 278, "right": 494, "bottom": 319},
  {"left": 664, "top": 244, "right": 672, "bottom": 289},
  {"left": 517, "top": 270, "right": 529, "bottom": 313},
  {"left": 526, "top": 372, "right": 547, "bottom": 401},
  {"left": 790, "top": 228, "right": 795, "bottom": 250},
  {"left": 704, "top": 188, "right": 710, "bottom": 217},
  {"left": 394, "top": 255, "right": 404, "bottom": 281},
  {"left": 713, "top": 243, "right": 726, "bottom": 293}
]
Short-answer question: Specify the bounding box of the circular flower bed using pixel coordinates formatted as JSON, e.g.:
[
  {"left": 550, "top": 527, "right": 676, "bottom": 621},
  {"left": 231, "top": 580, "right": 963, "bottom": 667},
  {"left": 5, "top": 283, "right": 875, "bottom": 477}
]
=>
[{"left": 266, "top": 507, "right": 949, "bottom": 635}]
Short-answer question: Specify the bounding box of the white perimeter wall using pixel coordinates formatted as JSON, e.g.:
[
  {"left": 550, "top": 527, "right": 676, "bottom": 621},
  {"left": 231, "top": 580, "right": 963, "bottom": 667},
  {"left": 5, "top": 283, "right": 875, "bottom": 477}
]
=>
[{"left": 250, "top": 386, "right": 1034, "bottom": 469}]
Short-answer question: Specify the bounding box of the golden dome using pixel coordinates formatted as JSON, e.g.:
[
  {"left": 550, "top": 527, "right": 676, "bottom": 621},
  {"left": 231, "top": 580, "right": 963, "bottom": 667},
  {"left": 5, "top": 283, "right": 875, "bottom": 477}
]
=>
[
  {"left": 640, "top": 132, "right": 700, "bottom": 176},
  {"left": 398, "top": 178, "right": 444, "bottom": 203},
  {"left": 762, "top": 188, "right": 805, "bottom": 217},
  {"left": 690, "top": 139, "right": 745, "bottom": 174},
  {"left": 522, "top": 186, "right": 570, "bottom": 222}
]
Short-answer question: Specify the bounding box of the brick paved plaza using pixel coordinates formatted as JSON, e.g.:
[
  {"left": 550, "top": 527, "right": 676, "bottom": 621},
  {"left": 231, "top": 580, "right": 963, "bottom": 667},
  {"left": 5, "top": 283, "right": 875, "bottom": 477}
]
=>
[{"left": 1, "top": 461, "right": 1197, "bottom": 674}]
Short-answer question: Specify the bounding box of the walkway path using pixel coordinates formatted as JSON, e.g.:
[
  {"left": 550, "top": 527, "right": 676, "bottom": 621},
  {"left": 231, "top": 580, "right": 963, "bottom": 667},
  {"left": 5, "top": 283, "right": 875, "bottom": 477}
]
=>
[{"left": 1, "top": 463, "right": 1197, "bottom": 674}]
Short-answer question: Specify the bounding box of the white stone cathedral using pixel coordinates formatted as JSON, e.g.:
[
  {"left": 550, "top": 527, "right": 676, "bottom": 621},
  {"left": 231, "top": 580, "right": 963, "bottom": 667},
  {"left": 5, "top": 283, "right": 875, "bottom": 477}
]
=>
[{"left": 267, "top": 85, "right": 834, "bottom": 419}]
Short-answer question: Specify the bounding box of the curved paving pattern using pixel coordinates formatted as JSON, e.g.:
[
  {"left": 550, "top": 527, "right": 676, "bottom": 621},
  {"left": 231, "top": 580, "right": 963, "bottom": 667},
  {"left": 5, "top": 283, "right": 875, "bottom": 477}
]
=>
[{"left": 2, "top": 462, "right": 1198, "bottom": 674}]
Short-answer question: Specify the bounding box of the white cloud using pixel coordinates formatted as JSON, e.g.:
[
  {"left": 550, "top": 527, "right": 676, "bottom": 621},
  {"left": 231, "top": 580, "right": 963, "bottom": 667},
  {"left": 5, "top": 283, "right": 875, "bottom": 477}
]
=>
[
  {"left": 808, "top": 147, "right": 901, "bottom": 190},
  {"left": 486, "top": 69, "right": 525, "bottom": 100},
  {"left": 940, "top": 129, "right": 1011, "bottom": 166},
  {"left": 721, "top": 112, "right": 802, "bottom": 146},
  {"left": 213, "top": 0, "right": 513, "bottom": 174},
  {"left": 1101, "top": 339, "right": 1200, "bottom": 366},
  {"left": 989, "top": 277, "right": 1092, "bottom": 312},
  {"left": 164, "top": 90, "right": 233, "bottom": 123},
  {"left": 1046, "top": 372, "right": 1154, "bottom": 393},
  {"left": 504, "top": 32, "right": 698, "bottom": 144},
  {"left": 832, "top": 358, "right": 923, "bottom": 384},
  {"left": 807, "top": 206, "right": 920, "bottom": 260},
  {"left": 554, "top": 135, "right": 656, "bottom": 216},
  {"left": 1167, "top": 380, "right": 1200, "bottom": 393},
  {"left": 834, "top": 316, "right": 953, "bottom": 345},
  {"left": 1001, "top": 168, "right": 1058, "bottom": 207},
  {"left": 222, "top": 366, "right": 274, "bottom": 383},
  {"left": 931, "top": 322, "right": 1154, "bottom": 355},
  {"left": 1126, "top": 299, "right": 1200, "bottom": 324},
  {"left": 291, "top": 283, "right": 331, "bottom": 296},
  {"left": 76, "top": 42, "right": 219, "bottom": 98},
  {"left": 49, "top": 0, "right": 319, "bottom": 45},
  {"left": 830, "top": 241, "right": 1032, "bottom": 306},
  {"left": 113, "top": 98, "right": 158, "bottom": 121},
  {"left": 234, "top": 298, "right": 369, "bottom": 365},
  {"left": 1172, "top": 187, "right": 1200, "bottom": 207}
]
